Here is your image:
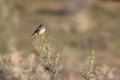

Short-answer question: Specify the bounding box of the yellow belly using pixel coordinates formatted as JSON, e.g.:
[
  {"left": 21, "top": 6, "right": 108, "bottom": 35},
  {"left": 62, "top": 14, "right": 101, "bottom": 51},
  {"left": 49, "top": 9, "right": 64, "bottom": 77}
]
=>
[{"left": 38, "top": 28, "right": 46, "bottom": 35}]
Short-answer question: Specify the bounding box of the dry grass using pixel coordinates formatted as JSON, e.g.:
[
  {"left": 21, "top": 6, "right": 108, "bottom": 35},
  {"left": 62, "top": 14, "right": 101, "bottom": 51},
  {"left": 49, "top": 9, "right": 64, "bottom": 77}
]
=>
[{"left": 0, "top": 34, "right": 118, "bottom": 80}]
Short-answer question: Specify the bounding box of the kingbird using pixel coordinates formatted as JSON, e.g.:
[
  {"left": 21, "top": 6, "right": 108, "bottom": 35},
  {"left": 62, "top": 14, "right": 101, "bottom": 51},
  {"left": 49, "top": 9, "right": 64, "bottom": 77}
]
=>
[{"left": 32, "top": 24, "right": 46, "bottom": 36}]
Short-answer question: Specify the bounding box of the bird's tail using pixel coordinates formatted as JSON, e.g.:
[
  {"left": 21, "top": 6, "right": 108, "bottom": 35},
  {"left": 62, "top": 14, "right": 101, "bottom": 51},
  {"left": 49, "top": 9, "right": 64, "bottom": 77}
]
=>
[{"left": 32, "top": 32, "right": 37, "bottom": 37}]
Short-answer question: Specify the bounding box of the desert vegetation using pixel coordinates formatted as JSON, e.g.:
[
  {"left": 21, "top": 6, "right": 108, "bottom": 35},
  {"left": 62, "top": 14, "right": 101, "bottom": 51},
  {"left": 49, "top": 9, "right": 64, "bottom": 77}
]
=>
[{"left": 0, "top": 0, "right": 120, "bottom": 80}]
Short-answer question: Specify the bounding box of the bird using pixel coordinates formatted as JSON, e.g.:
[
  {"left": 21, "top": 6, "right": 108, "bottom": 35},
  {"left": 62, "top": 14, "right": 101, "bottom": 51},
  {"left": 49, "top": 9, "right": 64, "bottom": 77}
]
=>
[{"left": 32, "top": 24, "right": 46, "bottom": 37}]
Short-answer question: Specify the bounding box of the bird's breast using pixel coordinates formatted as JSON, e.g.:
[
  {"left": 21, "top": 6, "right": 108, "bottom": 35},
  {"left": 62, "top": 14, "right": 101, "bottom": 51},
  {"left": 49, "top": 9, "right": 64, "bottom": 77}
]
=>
[{"left": 38, "top": 28, "right": 46, "bottom": 35}]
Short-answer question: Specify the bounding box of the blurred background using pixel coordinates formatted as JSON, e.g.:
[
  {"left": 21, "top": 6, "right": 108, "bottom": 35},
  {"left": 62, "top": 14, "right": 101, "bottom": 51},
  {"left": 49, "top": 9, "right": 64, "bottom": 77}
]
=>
[{"left": 0, "top": 0, "right": 120, "bottom": 80}]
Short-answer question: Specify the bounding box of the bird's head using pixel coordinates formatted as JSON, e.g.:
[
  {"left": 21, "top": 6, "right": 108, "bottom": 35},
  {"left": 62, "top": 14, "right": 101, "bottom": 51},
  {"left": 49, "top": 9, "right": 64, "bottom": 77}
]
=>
[{"left": 39, "top": 24, "right": 44, "bottom": 27}]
